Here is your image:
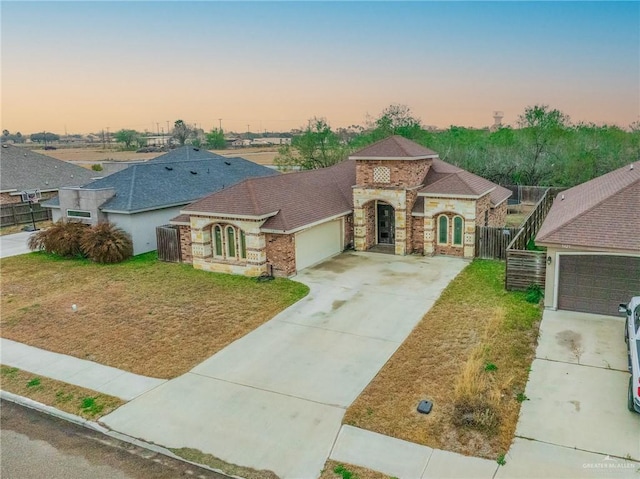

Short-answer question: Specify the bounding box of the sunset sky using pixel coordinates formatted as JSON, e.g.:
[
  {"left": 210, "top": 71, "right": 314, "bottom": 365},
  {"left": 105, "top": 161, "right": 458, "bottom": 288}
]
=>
[{"left": 1, "top": 1, "right": 638, "bottom": 135}]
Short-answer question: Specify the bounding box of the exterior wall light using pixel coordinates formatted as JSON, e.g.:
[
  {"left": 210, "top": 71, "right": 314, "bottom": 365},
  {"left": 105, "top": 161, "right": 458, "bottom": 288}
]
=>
[{"left": 546, "top": 255, "right": 552, "bottom": 265}]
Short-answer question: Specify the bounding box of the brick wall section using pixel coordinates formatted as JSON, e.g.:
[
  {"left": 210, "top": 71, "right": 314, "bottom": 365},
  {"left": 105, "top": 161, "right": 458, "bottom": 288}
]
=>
[
  {"left": 412, "top": 217, "right": 424, "bottom": 254},
  {"left": 364, "top": 202, "right": 376, "bottom": 249},
  {"left": 405, "top": 189, "right": 418, "bottom": 254},
  {"left": 178, "top": 225, "right": 192, "bottom": 263},
  {"left": 265, "top": 233, "right": 296, "bottom": 277},
  {"left": 433, "top": 212, "right": 464, "bottom": 257},
  {"left": 356, "top": 159, "right": 431, "bottom": 189},
  {"left": 489, "top": 202, "right": 507, "bottom": 227},
  {"left": 475, "top": 193, "right": 492, "bottom": 226},
  {"left": 343, "top": 215, "right": 354, "bottom": 249}
]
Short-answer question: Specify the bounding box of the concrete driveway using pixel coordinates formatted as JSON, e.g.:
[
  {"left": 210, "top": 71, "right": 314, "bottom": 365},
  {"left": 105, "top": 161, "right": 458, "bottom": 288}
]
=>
[
  {"left": 102, "top": 252, "right": 466, "bottom": 478},
  {"left": 497, "top": 310, "right": 640, "bottom": 478},
  {"left": 0, "top": 231, "right": 34, "bottom": 258}
]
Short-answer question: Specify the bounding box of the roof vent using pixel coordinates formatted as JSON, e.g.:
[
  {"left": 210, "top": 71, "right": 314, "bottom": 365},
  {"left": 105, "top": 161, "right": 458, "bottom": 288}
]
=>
[
  {"left": 1, "top": 144, "right": 8, "bottom": 148},
  {"left": 561, "top": 194, "right": 565, "bottom": 200},
  {"left": 165, "top": 166, "right": 173, "bottom": 171},
  {"left": 193, "top": 148, "right": 199, "bottom": 151},
  {"left": 224, "top": 161, "right": 231, "bottom": 166},
  {"left": 631, "top": 164, "right": 635, "bottom": 170},
  {"left": 190, "top": 170, "right": 197, "bottom": 175}
]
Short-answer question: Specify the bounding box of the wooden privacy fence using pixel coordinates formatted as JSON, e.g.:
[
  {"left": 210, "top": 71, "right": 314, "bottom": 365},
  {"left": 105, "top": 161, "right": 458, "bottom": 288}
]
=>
[
  {"left": 505, "top": 188, "right": 555, "bottom": 291},
  {"left": 156, "top": 225, "right": 181, "bottom": 262},
  {"left": 475, "top": 226, "right": 520, "bottom": 260},
  {"left": 0, "top": 202, "right": 52, "bottom": 227}
]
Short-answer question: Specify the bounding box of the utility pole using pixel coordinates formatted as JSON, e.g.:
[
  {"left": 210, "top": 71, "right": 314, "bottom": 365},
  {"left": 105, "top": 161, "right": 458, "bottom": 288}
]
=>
[
  {"left": 101, "top": 129, "right": 105, "bottom": 149},
  {"left": 156, "top": 122, "right": 160, "bottom": 137},
  {"left": 106, "top": 127, "right": 110, "bottom": 147},
  {"left": 218, "top": 118, "right": 222, "bottom": 131}
]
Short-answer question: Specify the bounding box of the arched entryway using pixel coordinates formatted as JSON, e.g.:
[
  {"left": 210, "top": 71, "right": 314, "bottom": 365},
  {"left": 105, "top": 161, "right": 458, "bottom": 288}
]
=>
[{"left": 377, "top": 202, "right": 395, "bottom": 245}]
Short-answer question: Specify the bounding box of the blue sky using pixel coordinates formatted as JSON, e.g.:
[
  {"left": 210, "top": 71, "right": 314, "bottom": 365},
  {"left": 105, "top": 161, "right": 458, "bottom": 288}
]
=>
[{"left": 2, "top": 1, "right": 638, "bottom": 133}]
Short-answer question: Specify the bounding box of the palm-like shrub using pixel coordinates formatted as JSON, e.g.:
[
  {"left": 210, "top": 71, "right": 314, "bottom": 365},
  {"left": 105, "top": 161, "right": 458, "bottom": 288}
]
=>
[
  {"left": 80, "top": 222, "right": 133, "bottom": 264},
  {"left": 27, "top": 220, "right": 87, "bottom": 258}
]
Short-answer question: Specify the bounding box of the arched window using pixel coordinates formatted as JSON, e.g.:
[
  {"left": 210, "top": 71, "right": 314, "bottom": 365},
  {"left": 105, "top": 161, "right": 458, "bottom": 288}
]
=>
[
  {"left": 438, "top": 215, "right": 448, "bottom": 244},
  {"left": 453, "top": 216, "right": 463, "bottom": 246},
  {"left": 239, "top": 230, "right": 247, "bottom": 259},
  {"left": 214, "top": 225, "right": 223, "bottom": 256},
  {"left": 226, "top": 226, "right": 236, "bottom": 258}
]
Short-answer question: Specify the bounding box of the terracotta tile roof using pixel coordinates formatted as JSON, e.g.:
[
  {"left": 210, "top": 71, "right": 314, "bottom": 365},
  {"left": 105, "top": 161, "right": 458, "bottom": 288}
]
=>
[
  {"left": 536, "top": 161, "right": 640, "bottom": 251},
  {"left": 349, "top": 135, "right": 438, "bottom": 160},
  {"left": 182, "top": 160, "right": 356, "bottom": 232},
  {"left": 420, "top": 158, "right": 511, "bottom": 207}
]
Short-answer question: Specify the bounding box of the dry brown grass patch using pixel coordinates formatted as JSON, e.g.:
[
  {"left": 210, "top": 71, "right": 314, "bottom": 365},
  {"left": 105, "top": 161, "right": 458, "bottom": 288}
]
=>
[
  {"left": 343, "top": 260, "right": 541, "bottom": 459},
  {"left": 0, "top": 252, "right": 308, "bottom": 379}
]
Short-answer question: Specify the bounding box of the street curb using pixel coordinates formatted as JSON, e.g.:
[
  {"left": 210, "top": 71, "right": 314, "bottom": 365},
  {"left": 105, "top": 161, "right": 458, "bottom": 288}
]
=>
[{"left": 1, "top": 391, "right": 239, "bottom": 478}]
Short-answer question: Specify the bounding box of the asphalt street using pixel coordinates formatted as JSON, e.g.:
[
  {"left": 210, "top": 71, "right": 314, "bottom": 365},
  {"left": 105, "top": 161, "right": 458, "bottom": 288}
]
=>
[{"left": 0, "top": 400, "right": 226, "bottom": 479}]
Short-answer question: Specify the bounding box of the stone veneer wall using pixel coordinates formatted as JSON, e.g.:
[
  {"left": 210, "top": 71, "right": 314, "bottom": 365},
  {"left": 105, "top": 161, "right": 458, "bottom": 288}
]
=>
[
  {"left": 364, "top": 202, "right": 376, "bottom": 250},
  {"left": 178, "top": 225, "right": 192, "bottom": 263},
  {"left": 190, "top": 215, "right": 268, "bottom": 276},
  {"left": 355, "top": 159, "right": 430, "bottom": 189},
  {"left": 265, "top": 233, "right": 296, "bottom": 277},
  {"left": 420, "top": 196, "right": 477, "bottom": 259}
]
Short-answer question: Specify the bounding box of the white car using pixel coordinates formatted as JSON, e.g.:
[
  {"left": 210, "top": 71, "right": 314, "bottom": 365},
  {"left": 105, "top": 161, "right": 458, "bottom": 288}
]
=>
[{"left": 619, "top": 296, "right": 640, "bottom": 414}]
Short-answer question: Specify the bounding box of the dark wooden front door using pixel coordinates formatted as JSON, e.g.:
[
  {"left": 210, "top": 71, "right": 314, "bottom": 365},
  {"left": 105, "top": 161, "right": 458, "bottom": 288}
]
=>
[{"left": 377, "top": 203, "right": 395, "bottom": 244}]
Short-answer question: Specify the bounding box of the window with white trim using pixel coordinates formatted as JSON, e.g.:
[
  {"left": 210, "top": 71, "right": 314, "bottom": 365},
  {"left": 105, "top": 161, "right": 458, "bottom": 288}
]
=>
[
  {"left": 211, "top": 224, "right": 247, "bottom": 261},
  {"left": 453, "top": 216, "right": 463, "bottom": 246},
  {"left": 67, "top": 210, "right": 91, "bottom": 218},
  {"left": 437, "top": 215, "right": 448, "bottom": 244}
]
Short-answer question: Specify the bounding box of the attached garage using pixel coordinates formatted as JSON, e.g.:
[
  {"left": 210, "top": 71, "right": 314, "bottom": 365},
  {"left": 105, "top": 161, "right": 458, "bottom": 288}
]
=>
[
  {"left": 295, "top": 218, "right": 343, "bottom": 271},
  {"left": 557, "top": 255, "right": 640, "bottom": 315}
]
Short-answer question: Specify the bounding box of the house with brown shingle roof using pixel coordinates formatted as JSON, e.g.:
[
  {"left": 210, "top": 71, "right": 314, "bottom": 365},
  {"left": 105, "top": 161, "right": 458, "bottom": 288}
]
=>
[
  {"left": 536, "top": 161, "right": 640, "bottom": 315},
  {"left": 171, "top": 136, "right": 511, "bottom": 276}
]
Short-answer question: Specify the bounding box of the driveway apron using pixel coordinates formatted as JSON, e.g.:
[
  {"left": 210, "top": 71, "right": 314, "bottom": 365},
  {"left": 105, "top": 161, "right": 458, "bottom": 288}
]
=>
[{"left": 101, "top": 252, "right": 466, "bottom": 478}]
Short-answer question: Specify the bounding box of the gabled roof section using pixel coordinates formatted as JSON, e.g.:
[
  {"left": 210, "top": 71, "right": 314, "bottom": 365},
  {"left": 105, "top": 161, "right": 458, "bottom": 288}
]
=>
[
  {"left": 53, "top": 150, "right": 278, "bottom": 213},
  {"left": 536, "top": 161, "right": 640, "bottom": 251},
  {"left": 0, "top": 144, "right": 96, "bottom": 193},
  {"left": 349, "top": 135, "right": 438, "bottom": 160},
  {"left": 181, "top": 160, "right": 356, "bottom": 233},
  {"left": 419, "top": 158, "right": 511, "bottom": 206}
]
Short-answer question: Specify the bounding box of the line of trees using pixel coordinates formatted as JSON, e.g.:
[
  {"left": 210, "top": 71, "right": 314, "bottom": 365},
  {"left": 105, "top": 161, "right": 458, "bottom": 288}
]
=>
[{"left": 274, "top": 104, "right": 640, "bottom": 187}]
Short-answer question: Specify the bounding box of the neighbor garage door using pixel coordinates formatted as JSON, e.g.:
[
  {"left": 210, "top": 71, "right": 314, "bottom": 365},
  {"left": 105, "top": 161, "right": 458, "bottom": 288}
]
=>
[
  {"left": 295, "top": 219, "right": 343, "bottom": 271},
  {"left": 557, "top": 255, "right": 640, "bottom": 315}
]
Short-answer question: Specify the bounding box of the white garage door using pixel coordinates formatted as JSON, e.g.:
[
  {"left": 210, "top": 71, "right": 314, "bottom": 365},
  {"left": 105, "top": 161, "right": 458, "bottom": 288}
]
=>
[{"left": 295, "top": 219, "right": 343, "bottom": 271}]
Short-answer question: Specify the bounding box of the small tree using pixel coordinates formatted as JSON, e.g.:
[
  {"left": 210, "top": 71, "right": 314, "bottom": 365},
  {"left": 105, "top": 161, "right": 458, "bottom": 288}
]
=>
[
  {"left": 113, "top": 129, "right": 141, "bottom": 150},
  {"left": 275, "top": 118, "right": 346, "bottom": 170},
  {"left": 80, "top": 222, "right": 133, "bottom": 264},
  {"left": 172, "top": 120, "right": 193, "bottom": 146},
  {"left": 28, "top": 220, "right": 87, "bottom": 258},
  {"left": 205, "top": 128, "right": 226, "bottom": 149}
]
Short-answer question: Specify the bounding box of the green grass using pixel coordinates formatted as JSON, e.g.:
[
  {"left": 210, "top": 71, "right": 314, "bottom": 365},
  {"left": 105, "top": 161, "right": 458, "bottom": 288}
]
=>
[{"left": 1, "top": 365, "right": 124, "bottom": 418}]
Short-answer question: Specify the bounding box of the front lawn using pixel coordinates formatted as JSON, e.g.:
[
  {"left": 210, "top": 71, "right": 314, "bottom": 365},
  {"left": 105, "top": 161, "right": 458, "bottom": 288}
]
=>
[
  {"left": 0, "top": 252, "right": 308, "bottom": 379},
  {"left": 343, "top": 260, "right": 541, "bottom": 459}
]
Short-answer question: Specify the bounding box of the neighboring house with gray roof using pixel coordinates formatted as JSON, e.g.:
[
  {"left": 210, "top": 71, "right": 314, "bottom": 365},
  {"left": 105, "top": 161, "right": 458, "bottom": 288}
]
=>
[
  {"left": 43, "top": 146, "right": 278, "bottom": 255},
  {"left": 536, "top": 161, "right": 640, "bottom": 315},
  {"left": 0, "top": 144, "right": 96, "bottom": 204},
  {"left": 172, "top": 136, "right": 511, "bottom": 277}
]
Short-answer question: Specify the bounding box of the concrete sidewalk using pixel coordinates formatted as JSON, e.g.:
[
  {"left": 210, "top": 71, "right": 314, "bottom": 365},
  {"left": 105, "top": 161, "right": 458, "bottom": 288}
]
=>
[
  {"left": 0, "top": 231, "right": 34, "bottom": 258},
  {"left": 0, "top": 339, "right": 166, "bottom": 401},
  {"left": 102, "top": 252, "right": 467, "bottom": 478}
]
